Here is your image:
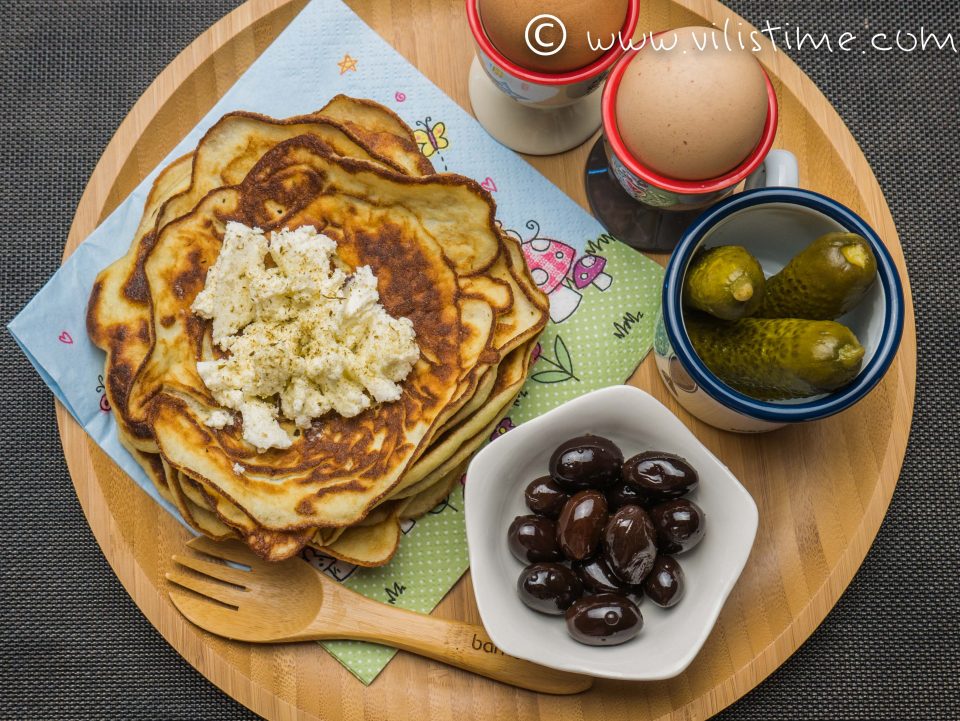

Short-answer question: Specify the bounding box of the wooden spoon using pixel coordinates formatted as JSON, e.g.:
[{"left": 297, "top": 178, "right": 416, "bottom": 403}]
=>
[{"left": 166, "top": 536, "right": 593, "bottom": 695}]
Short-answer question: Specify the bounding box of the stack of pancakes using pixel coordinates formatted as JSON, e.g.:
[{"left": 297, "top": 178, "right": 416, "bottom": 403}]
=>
[{"left": 87, "top": 96, "right": 548, "bottom": 565}]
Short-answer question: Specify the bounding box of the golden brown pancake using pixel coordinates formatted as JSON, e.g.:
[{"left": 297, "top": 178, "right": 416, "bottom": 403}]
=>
[
  {"left": 88, "top": 97, "right": 548, "bottom": 563},
  {"left": 314, "top": 512, "right": 402, "bottom": 567},
  {"left": 390, "top": 339, "right": 535, "bottom": 501},
  {"left": 132, "top": 141, "right": 504, "bottom": 539},
  {"left": 398, "top": 462, "right": 466, "bottom": 521},
  {"left": 89, "top": 108, "right": 435, "bottom": 455},
  {"left": 318, "top": 94, "right": 435, "bottom": 177},
  {"left": 87, "top": 155, "right": 194, "bottom": 450}
]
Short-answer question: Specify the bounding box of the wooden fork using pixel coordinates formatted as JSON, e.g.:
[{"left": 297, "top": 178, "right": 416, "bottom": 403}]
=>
[{"left": 166, "top": 537, "right": 592, "bottom": 695}]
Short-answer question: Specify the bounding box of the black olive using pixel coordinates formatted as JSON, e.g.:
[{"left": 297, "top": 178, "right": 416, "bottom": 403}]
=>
[
  {"left": 556, "top": 490, "right": 608, "bottom": 561},
  {"left": 642, "top": 555, "right": 685, "bottom": 607},
  {"left": 548, "top": 434, "right": 624, "bottom": 491},
  {"left": 524, "top": 475, "right": 569, "bottom": 519},
  {"left": 649, "top": 498, "right": 706, "bottom": 554},
  {"left": 606, "top": 480, "right": 649, "bottom": 511},
  {"left": 572, "top": 555, "right": 638, "bottom": 596},
  {"left": 564, "top": 593, "right": 643, "bottom": 645},
  {"left": 622, "top": 452, "right": 699, "bottom": 504},
  {"left": 517, "top": 563, "right": 583, "bottom": 615},
  {"left": 507, "top": 514, "right": 562, "bottom": 563},
  {"left": 602, "top": 504, "right": 658, "bottom": 585}
]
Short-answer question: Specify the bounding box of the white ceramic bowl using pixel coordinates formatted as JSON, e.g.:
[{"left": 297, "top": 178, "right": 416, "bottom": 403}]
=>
[{"left": 464, "top": 385, "right": 758, "bottom": 681}]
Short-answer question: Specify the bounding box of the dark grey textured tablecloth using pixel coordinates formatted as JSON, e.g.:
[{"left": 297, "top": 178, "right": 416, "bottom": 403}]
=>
[{"left": 2, "top": 1, "right": 958, "bottom": 719}]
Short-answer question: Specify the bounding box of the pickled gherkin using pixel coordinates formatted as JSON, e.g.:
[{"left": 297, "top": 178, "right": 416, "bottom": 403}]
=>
[
  {"left": 682, "top": 246, "right": 765, "bottom": 321},
  {"left": 758, "top": 232, "right": 877, "bottom": 320},
  {"left": 686, "top": 314, "right": 865, "bottom": 400}
]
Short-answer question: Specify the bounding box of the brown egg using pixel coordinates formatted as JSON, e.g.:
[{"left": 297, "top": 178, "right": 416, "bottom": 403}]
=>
[
  {"left": 478, "top": 0, "right": 629, "bottom": 74},
  {"left": 615, "top": 26, "right": 768, "bottom": 181}
]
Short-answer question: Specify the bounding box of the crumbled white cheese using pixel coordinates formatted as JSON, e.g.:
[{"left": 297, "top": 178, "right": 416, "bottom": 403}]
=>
[
  {"left": 205, "top": 409, "right": 234, "bottom": 429},
  {"left": 192, "top": 222, "right": 419, "bottom": 452},
  {"left": 232, "top": 463, "right": 246, "bottom": 475}
]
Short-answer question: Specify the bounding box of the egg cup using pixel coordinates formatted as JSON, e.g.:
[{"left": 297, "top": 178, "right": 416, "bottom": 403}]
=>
[
  {"left": 465, "top": 0, "right": 639, "bottom": 156},
  {"left": 584, "top": 37, "right": 792, "bottom": 252}
]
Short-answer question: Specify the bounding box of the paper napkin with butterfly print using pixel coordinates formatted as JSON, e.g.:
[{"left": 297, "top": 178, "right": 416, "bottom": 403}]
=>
[{"left": 8, "top": 0, "right": 663, "bottom": 684}]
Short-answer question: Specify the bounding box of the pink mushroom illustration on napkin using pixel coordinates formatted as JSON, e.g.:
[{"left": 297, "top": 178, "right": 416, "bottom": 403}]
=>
[
  {"left": 502, "top": 220, "right": 613, "bottom": 323},
  {"left": 570, "top": 254, "right": 612, "bottom": 292}
]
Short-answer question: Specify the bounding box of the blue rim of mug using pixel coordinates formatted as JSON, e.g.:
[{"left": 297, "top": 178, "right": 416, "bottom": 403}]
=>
[{"left": 663, "top": 187, "right": 905, "bottom": 423}]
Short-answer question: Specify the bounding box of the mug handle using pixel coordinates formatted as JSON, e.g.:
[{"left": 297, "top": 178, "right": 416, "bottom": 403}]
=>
[{"left": 744, "top": 149, "right": 799, "bottom": 190}]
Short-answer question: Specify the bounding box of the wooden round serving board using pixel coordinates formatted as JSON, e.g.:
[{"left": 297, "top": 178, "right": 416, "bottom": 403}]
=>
[{"left": 59, "top": 0, "right": 917, "bottom": 719}]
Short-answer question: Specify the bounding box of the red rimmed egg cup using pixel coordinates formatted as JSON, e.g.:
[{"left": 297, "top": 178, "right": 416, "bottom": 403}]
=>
[
  {"left": 465, "top": 0, "right": 640, "bottom": 156},
  {"left": 585, "top": 35, "right": 784, "bottom": 252}
]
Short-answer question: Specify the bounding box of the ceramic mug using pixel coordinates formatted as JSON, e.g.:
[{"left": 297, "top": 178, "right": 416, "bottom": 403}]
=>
[
  {"left": 654, "top": 188, "right": 905, "bottom": 433},
  {"left": 600, "top": 39, "right": 780, "bottom": 210}
]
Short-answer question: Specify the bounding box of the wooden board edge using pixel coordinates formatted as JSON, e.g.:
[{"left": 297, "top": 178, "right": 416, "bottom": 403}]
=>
[{"left": 55, "top": 0, "right": 919, "bottom": 719}]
